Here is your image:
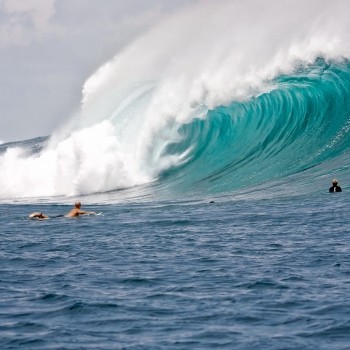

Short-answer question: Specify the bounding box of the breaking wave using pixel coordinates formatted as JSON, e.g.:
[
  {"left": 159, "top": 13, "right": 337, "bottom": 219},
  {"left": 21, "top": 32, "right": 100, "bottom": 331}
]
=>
[{"left": 1, "top": 0, "right": 350, "bottom": 201}]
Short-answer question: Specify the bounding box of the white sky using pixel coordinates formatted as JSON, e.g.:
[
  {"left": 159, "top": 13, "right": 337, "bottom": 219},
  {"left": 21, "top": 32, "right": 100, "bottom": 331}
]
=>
[{"left": 0, "top": 0, "right": 196, "bottom": 142}]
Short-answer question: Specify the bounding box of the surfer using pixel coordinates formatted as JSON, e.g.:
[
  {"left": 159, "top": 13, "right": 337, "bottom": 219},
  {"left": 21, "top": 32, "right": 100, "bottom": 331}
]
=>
[
  {"left": 29, "top": 202, "right": 97, "bottom": 219},
  {"left": 329, "top": 179, "right": 342, "bottom": 193},
  {"left": 65, "top": 201, "right": 96, "bottom": 217},
  {"left": 28, "top": 212, "right": 49, "bottom": 220}
]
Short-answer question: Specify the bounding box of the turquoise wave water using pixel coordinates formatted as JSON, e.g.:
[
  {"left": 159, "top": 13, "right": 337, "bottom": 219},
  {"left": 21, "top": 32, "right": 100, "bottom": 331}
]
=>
[{"left": 158, "top": 59, "right": 350, "bottom": 197}]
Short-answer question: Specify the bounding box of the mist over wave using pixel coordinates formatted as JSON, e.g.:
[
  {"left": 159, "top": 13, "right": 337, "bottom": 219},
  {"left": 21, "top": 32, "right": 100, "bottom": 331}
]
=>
[{"left": 1, "top": 0, "right": 350, "bottom": 201}]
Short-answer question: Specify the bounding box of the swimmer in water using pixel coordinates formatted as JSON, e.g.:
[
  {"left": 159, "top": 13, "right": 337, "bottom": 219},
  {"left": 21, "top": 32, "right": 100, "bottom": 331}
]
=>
[
  {"left": 28, "top": 212, "right": 49, "bottom": 220},
  {"left": 29, "top": 202, "right": 96, "bottom": 219},
  {"left": 65, "top": 201, "right": 96, "bottom": 218},
  {"left": 329, "top": 179, "right": 342, "bottom": 193}
]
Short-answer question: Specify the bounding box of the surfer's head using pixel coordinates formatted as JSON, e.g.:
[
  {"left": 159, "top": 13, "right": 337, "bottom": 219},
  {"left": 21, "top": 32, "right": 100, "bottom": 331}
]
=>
[
  {"left": 332, "top": 179, "right": 338, "bottom": 185},
  {"left": 75, "top": 201, "right": 81, "bottom": 208}
]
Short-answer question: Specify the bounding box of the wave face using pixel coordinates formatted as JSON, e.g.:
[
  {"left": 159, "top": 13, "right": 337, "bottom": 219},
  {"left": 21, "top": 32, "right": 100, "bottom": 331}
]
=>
[
  {"left": 159, "top": 59, "right": 350, "bottom": 196},
  {"left": 1, "top": 0, "right": 350, "bottom": 201}
]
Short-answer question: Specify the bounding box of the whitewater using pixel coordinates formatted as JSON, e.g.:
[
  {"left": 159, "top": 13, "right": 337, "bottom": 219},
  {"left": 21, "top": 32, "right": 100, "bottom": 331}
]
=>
[{"left": 0, "top": 0, "right": 350, "bottom": 201}]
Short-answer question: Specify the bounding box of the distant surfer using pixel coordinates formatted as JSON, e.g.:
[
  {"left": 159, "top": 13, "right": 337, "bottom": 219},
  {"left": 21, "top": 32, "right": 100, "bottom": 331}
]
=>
[
  {"left": 29, "top": 201, "right": 97, "bottom": 219},
  {"left": 329, "top": 179, "right": 342, "bottom": 193}
]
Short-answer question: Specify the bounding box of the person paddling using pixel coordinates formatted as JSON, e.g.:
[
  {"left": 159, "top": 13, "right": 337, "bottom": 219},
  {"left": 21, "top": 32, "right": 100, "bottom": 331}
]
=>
[
  {"left": 65, "top": 201, "right": 96, "bottom": 217},
  {"left": 29, "top": 201, "right": 96, "bottom": 219},
  {"left": 28, "top": 212, "right": 49, "bottom": 220}
]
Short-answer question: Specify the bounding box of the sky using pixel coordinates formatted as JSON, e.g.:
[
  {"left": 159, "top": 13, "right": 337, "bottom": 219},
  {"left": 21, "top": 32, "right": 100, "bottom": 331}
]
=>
[{"left": 0, "top": 0, "right": 196, "bottom": 142}]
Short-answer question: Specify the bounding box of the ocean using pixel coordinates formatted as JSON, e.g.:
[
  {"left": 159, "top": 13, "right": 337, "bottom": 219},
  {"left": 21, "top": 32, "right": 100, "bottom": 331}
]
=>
[
  {"left": 1, "top": 195, "right": 350, "bottom": 349},
  {"left": 2, "top": 0, "right": 350, "bottom": 348}
]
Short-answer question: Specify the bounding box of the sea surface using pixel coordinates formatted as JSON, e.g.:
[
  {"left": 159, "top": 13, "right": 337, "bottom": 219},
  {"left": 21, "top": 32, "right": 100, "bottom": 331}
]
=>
[
  {"left": 2, "top": 1, "right": 350, "bottom": 348},
  {"left": 1, "top": 192, "right": 350, "bottom": 349}
]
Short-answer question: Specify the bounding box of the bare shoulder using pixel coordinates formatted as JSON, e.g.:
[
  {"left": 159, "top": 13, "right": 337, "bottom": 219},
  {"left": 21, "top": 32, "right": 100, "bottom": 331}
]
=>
[{"left": 65, "top": 209, "right": 79, "bottom": 217}]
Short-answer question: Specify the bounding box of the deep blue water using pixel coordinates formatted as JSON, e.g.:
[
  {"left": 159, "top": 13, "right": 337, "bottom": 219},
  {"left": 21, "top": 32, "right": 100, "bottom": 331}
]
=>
[{"left": 1, "top": 192, "right": 350, "bottom": 349}]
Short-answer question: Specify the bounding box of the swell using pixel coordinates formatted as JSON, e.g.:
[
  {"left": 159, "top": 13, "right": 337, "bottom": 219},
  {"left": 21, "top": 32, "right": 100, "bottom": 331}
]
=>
[
  {"left": 1, "top": 59, "right": 350, "bottom": 202},
  {"left": 2, "top": 0, "right": 350, "bottom": 201},
  {"left": 158, "top": 59, "right": 350, "bottom": 195}
]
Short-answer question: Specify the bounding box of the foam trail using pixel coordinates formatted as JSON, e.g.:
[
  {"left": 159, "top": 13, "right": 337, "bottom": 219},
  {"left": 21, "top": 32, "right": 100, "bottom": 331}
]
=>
[{"left": 1, "top": 0, "right": 350, "bottom": 200}]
